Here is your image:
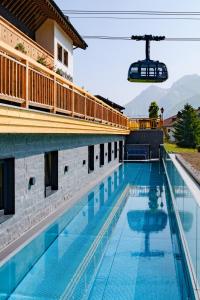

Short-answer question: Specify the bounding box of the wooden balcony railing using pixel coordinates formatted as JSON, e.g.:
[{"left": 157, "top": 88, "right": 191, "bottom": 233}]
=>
[
  {"left": 0, "top": 45, "right": 129, "bottom": 129},
  {"left": 129, "top": 118, "right": 163, "bottom": 130},
  {"left": 0, "top": 16, "right": 54, "bottom": 68}
]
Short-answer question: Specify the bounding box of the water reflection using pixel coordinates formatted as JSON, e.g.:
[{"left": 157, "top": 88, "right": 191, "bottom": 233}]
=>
[
  {"left": 127, "top": 181, "right": 168, "bottom": 257},
  {"left": 179, "top": 211, "right": 193, "bottom": 232}
]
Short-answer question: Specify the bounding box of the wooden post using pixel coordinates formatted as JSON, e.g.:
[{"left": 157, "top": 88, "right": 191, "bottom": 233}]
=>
[
  {"left": 72, "top": 87, "right": 74, "bottom": 117},
  {"left": 84, "top": 94, "right": 86, "bottom": 119},
  {"left": 53, "top": 75, "right": 57, "bottom": 113},
  {"left": 23, "top": 60, "right": 29, "bottom": 108},
  {"left": 94, "top": 100, "right": 96, "bottom": 121}
]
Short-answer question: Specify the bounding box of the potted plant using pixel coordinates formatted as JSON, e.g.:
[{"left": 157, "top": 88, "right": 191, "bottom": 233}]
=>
[
  {"left": 37, "top": 55, "right": 47, "bottom": 66},
  {"left": 56, "top": 68, "right": 64, "bottom": 77},
  {"left": 15, "top": 43, "right": 27, "bottom": 54}
]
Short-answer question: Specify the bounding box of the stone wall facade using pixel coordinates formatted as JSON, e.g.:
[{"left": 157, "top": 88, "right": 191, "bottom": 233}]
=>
[{"left": 0, "top": 134, "right": 125, "bottom": 252}]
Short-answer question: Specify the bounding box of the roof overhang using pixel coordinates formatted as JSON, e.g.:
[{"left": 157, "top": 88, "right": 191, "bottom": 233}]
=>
[
  {"left": 95, "top": 95, "right": 125, "bottom": 112},
  {"left": 0, "top": 0, "right": 87, "bottom": 49}
]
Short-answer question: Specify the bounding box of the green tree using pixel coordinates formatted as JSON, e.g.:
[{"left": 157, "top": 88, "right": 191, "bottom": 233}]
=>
[
  {"left": 148, "top": 101, "right": 159, "bottom": 118},
  {"left": 173, "top": 104, "right": 200, "bottom": 148}
]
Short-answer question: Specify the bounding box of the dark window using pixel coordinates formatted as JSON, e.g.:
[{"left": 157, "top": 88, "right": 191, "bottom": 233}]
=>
[
  {"left": 57, "top": 44, "right": 62, "bottom": 62},
  {"left": 64, "top": 50, "right": 68, "bottom": 66},
  {"left": 114, "top": 142, "right": 117, "bottom": 159},
  {"left": 100, "top": 144, "right": 104, "bottom": 167},
  {"left": 119, "top": 141, "right": 123, "bottom": 162},
  {"left": 0, "top": 162, "right": 3, "bottom": 211},
  {"left": 88, "top": 145, "right": 94, "bottom": 173},
  {"left": 0, "top": 158, "right": 15, "bottom": 215},
  {"left": 45, "top": 151, "right": 58, "bottom": 197},
  {"left": 108, "top": 143, "right": 112, "bottom": 163}
]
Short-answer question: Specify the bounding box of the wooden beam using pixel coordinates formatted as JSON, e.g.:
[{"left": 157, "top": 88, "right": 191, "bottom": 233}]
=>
[{"left": 0, "top": 105, "right": 130, "bottom": 135}]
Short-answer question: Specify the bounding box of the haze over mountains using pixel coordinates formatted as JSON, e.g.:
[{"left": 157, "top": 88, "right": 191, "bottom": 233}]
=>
[{"left": 125, "top": 74, "right": 200, "bottom": 118}]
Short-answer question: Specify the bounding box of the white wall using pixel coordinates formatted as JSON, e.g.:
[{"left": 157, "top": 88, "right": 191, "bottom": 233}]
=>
[
  {"left": 35, "top": 19, "right": 74, "bottom": 80},
  {"left": 54, "top": 22, "right": 74, "bottom": 80},
  {"left": 167, "top": 127, "right": 175, "bottom": 142}
]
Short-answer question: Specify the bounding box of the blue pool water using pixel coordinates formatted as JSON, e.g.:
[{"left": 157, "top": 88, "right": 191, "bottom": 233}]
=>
[{"left": 0, "top": 163, "right": 193, "bottom": 299}]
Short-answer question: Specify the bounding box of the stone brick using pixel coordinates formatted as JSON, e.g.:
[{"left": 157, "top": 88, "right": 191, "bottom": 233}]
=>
[{"left": 0, "top": 134, "right": 125, "bottom": 251}]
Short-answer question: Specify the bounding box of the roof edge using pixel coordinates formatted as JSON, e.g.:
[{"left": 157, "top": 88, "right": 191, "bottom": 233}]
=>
[{"left": 49, "top": 0, "right": 88, "bottom": 49}]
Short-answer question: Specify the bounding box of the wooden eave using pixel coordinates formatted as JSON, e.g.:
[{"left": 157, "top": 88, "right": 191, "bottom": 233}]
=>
[{"left": 0, "top": 0, "right": 87, "bottom": 49}]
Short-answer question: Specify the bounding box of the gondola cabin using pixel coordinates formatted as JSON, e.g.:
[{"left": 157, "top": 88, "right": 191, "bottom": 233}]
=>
[
  {"left": 128, "top": 35, "right": 168, "bottom": 83},
  {"left": 128, "top": 59, "right": 168, "bottom": 83}
]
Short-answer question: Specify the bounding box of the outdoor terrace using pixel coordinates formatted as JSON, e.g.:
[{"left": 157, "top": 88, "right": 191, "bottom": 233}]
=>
[
  {"left": 0, "top": 18, "right": 129, "bottom": 134},
  {"left": 0, "top": 16, "right": 54, "bottom": 68},
  {"left": 129, "top": 117, "right": 163, "bottom": 130}
]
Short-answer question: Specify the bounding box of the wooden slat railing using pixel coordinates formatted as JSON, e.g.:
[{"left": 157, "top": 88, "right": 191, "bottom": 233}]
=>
[
  {"left": 0, "top": 53, "right": 26, "bottom": 102},
  {"left": 0, "top": 47, "right": 128, "bottom": 129},
  {"left": 0, "top": 16, "right": 54, "bottom": 68}
]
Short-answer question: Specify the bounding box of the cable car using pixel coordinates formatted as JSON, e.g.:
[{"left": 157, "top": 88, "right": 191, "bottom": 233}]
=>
[{"left": 128, "top": 35, "right": 168, "bottom": 83}]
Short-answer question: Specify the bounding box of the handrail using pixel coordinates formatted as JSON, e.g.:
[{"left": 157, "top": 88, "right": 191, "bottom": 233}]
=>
[
  {"left": 0, "top": 43, "right": 129, "bottom": 129},
  {"left": 129, "top": 117, "right": 163, "bottom": 130}
]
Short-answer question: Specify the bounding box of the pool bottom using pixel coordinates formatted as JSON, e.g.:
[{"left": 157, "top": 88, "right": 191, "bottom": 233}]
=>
[
  {"left": 0, "top": 163, "right": 194, "bottom": 300},
  {"left": 87, "top": 187, "right": 190, "bottom": 300}
]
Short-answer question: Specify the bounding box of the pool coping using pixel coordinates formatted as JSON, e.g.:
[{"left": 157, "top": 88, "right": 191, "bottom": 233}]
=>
[
  {"left": 175, "top": 154, "right": 200, "bottom": 187},
  {"left": 163, "top": 154, "right": 200, "bottom": 300},
  {"left": 0, "top": 163, "right": 123, "bottom": 266}
]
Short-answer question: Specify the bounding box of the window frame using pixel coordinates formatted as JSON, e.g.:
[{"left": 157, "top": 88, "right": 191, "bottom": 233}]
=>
[
  {"left": 114, "top": 142, "right": 118, "bottom": 159},
  {"left": 44, "top": 151, "right": 58, "bottom": 197},
  {"left": 88, "top": 145, "right": 95, "bottom": 173},
  {"left": 0, "top": 158, "right": 15, "bottom": 216},
  {"left": 57, "top": 43, "right": 63, "bottom": 62},
  {"left": 119, "top": 141, "right": 123, "bottom": 162},
  {"left": 63, "top": 49, "right": 68, "bottom": 67},
  {"left": 108, "top": 142, "right": 112, "bottom": 163},
  {"left": 100, "top": 144, "right": 104, "bottom": 167}
]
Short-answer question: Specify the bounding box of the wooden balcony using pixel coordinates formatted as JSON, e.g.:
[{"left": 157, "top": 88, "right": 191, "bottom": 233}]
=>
[
  {"left": 129, "top": 118, "right": 163, "bottom": 131},
  {"left": 0, "top": 16, "right": 54, "bottom": 68},
  {"left": 0, "top": 39, "right": 129, "bottom": 134}
]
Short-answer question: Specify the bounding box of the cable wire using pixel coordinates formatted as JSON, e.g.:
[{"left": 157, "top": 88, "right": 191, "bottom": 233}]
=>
[
  {"left": 63, "top": 10, "right": 200, "bottom": 16},
  {"left": 82, "top": 36, "right": 200, "bottom": 41},
  {"left": 69, "top": 16, "right": 200, "bottom": 21}
]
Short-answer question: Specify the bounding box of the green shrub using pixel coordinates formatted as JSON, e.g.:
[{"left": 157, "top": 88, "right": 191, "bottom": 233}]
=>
[
  {"left": 37, "top": 55, "right": 47, "bottom": 66},
  {"left": 15, "top": 43, "right": 27, "bottom": 54},
  {"left": 197, "top": 145, "right": 200, "bottom": 152},
  {"left": 56, "top": 68, "right": 64, "bottom": 76}
]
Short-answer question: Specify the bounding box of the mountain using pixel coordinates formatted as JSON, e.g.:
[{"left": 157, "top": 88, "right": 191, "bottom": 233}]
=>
[
  {"left": 125, "top": 86, "right": 168, "bottom": 117},
  {"left": 125, "top": 74, "right": 200, "bottom": 118}
]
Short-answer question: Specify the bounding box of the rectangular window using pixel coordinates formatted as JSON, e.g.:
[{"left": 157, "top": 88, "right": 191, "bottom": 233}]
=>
[
  {"left": 114, "top": 142, "right": 117, "bottom": 159},
  {"left": 119, "top": 141, "right": 123, "bottom": 162},
  {"left": 45, "top": 151, "right": 58, "bottom": 197},
  {"left": 108, "top": 142, "right": 112, "bottom": 163},
  {"left": 88, "top": 145, "right": 94, "bottom": 173},
  {"left": 57, "top": 43, "right": 63, "bottom": 62},
  {"left": 0, "top": 158, "right": 15, "bottom": 215},
  {"left": 64, "top": 50, "right": 68, "bottom": 66},
  {"left": 0, "top": 161, "right": 4, "bottom": 211},
  {"left": 100, "top": 144, "right": 104, "bottom": 167}
]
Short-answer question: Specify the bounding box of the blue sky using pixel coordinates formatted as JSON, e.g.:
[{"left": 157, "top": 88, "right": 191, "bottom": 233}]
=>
[{"left": 55, "top": 0, "right": 200, "bottom": 105}]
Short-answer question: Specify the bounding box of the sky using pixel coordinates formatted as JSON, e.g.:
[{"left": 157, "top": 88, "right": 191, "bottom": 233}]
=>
[{"left": 55, "top": 0, "right": 200, "bottom": 105}]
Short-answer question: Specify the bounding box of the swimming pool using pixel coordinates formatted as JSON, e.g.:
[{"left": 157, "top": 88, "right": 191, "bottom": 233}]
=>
[{"left": 0, "top": 163, "right": 194, "bottom": 299}]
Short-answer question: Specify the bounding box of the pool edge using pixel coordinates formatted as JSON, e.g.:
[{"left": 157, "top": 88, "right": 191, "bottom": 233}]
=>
[{"left": 163, "top": 157, "right": 200, "bottom": 300}]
